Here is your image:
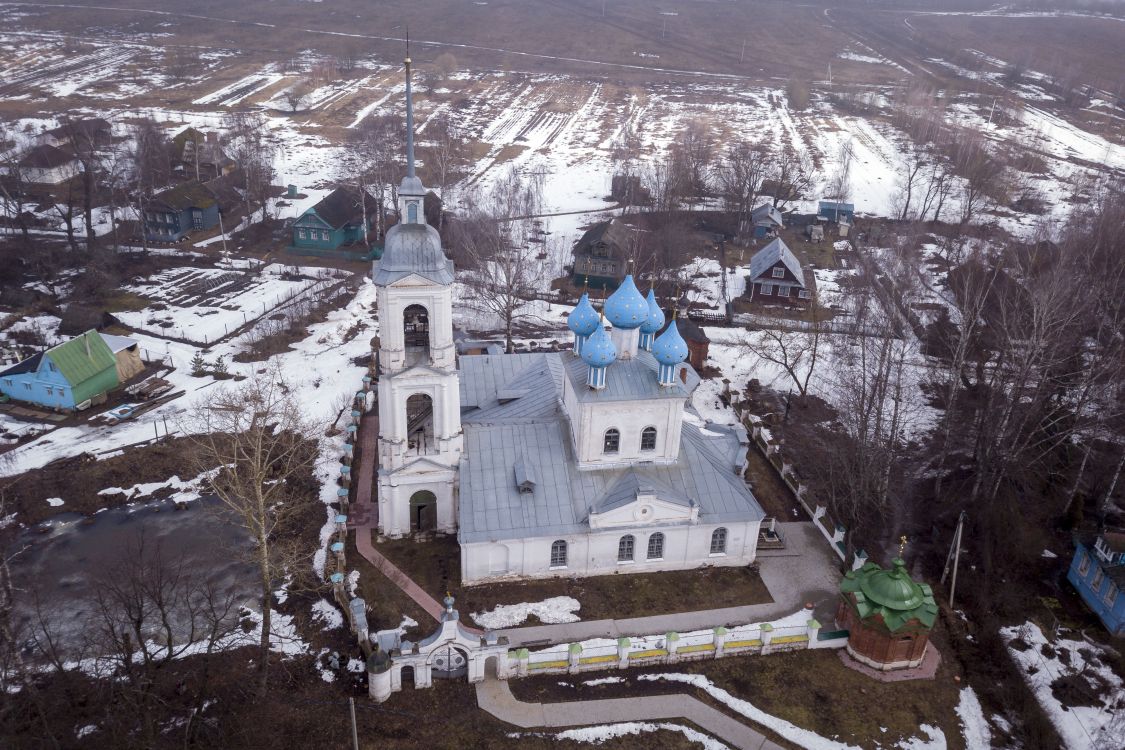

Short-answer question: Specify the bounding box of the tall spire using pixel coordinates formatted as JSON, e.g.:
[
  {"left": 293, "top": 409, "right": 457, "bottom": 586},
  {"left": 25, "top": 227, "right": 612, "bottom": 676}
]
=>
[{"left": 404, "top": 26, "right": 416, "bottom": 179}]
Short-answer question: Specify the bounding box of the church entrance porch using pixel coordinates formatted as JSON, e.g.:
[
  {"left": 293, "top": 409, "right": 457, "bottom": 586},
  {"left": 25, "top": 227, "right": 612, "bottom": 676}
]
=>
[{"left": 410, "top": 490, "right": 437, "bottom": 532}]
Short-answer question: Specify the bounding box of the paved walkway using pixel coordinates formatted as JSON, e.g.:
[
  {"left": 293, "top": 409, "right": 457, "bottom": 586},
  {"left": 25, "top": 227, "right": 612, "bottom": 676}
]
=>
[
  {"left": 350, "top": 409, "right": 445, "bottom": 622},
  {"left": 476, "top": 676, "right": 784, "bottom": 750},
  {"left": 499, "top": 522, "right": 842, "bottom": 647}
]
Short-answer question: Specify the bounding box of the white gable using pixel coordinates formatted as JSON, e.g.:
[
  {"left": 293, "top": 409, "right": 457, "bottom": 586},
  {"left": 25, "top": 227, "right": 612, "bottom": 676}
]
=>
[{"left": 588, "top": 493, "right": 697, "bottom": 529}]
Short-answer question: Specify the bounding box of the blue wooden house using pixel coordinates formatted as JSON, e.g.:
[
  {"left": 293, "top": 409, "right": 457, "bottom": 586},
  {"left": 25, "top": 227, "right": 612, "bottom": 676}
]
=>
[
  {"left": 0, "top": 330, "right": 119, "bottom": 411},
  {"left": 1067, "top": 532, "right": 1125, "bottom": 635},
  {"left": 818, "top": 200, "right": 855, "bottom": 223},
  {"left": 291, "top": 187, "right": 375, "bottom": 253},
  {"left": 144, "top": 181, "right": 222, "bottom": 243}
]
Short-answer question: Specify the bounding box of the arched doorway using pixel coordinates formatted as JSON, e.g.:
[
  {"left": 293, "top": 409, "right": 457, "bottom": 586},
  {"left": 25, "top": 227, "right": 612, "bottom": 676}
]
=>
[
  {"left": 409, "top": 490, "right": 437, "bottom": 532},
  {"left": 403, "top": 304, "right": 429, "bottom": 361},
  {"left": 405, "top": 393, "right": 434, "bottom": 454},
  {"left": 430, "top": 645, "right": 468, "bottom": 679},
  {"left": 400, "top": 665, "right": 415, "bottom": 688}
]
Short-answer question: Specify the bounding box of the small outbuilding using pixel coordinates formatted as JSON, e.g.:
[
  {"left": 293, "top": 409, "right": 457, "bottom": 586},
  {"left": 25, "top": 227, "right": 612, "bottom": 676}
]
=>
[
  {"left": 818, "top": 200, "right": 855, "bottom": 224},
  {"left": 836, "top": 558, "right": 937, "bottom": 671},
  {"left": 749, "top": 203, "right": 784, "bottom": 239},
  {"left": 0, "top": 330, "right": 119, "bottom": 411},
  {"left": 100, "top": 334, "right": 145, "bottom": 383}
]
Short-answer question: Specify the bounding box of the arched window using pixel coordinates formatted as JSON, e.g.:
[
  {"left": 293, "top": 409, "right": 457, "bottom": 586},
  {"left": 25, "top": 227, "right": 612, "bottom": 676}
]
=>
[
  {"left": 403, "top": 304, "right": 429, "bottom": 350},
  {"left": 603, "top": 428, "right": 620, "bottom": 454},
  {"left": 647, "top": 532, "right": 665, "bottom": 560},
  {"left": 640, "top": 426, "right": 657, "bottom": 451},
  {"left": 618, "top": 535, "right": 635, "bottom": 562},
  {"left": 710, "top": 527, "right": 727, "bottom": 555},
  {"left": 407, "top": 201, "right": 419, "bottom": 223},
  {"left": 550, "top": 540, "right": 568, "bottom": 568}
]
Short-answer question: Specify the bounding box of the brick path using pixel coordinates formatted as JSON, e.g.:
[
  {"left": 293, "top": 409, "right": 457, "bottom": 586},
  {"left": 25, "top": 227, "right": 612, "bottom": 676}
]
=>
[
  {"left": 350, "top": 409, "right": 445, "bottom": 623},
  {"left": 476, "top": 676, "right": 784, "bottom": 750}
]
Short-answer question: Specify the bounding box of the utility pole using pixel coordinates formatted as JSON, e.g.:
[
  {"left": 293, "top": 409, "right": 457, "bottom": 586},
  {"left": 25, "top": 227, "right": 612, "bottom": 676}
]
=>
[
  {"left": 740, "top": 39, "right": 746, "bottom": 63},
  {"left": 349, "top": 697, "right": 359, "bottom": 750},
  {"left": 662, "top": 18, "right": 667, "bottom": 38},
  {"left": 941, "top": 511, "right": 967, "bottom": 609}
]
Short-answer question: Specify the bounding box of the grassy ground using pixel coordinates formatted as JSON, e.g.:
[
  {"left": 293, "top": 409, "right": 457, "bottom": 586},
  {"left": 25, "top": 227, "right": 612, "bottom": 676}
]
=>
[
  {"left": 742, "top": 442, "right": 806, "bottom": 521},
  {"left": 345, "top": 530, "right": 432, "bottom": 635},
  {"left": 512, "top": 643, "right": 966, "bottom": 750},
  {"left": 373, "top": 533, "right": 772, "bottom": 624}
]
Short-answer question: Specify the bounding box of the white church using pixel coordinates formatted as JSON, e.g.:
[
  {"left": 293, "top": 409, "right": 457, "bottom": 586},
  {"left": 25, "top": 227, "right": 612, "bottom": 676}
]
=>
[{"left": 371, "top": 60, "right": 765, "bottom": 585}]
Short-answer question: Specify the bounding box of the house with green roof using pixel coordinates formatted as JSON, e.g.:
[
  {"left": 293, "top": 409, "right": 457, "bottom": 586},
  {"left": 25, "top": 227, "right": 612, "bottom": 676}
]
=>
[
  {"left": 0, "top": 330, "right": 119, "bottom": 410},
  {"left": 836, "top": 558, "right": 937, "bottom": 671}
]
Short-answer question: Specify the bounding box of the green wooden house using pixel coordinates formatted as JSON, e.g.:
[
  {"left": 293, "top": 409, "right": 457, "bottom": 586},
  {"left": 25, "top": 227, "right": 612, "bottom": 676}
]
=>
[{"left": 291, "top": 187, "right": 376, "bottom": 257}]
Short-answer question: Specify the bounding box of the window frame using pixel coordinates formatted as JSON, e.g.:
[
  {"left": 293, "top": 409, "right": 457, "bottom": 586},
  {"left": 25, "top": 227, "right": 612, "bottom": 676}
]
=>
[
  {"left": 646, "top": 532, "right": 665, "bottom": 561},
  {"left": 771, "top": 266, "right": 785, "bottom": 278},
  {"left": 776, "top": 285, "right": 789, "bottom": 298},
  {"left": 1078, "top": 551, "right": 1090, "bottom": 576},
  {"left": 760, "top": 283, "right": 773, "bottom": 296},
  {"left": 798, "top": 289, "right": 811, "bottom": 299},
  {"left": 1092, "top": 566, "right": 1105, "bottom": 591},
  {"left": 550, "top": 539, "right": 568, "bottom": 568},
  {"left": 618, "top": 535, "right": 635, "bottom": 563},
  {"left": 640, "top": 426, "right": 657, "bottom": 452},
  {"left": 1105, "top": 583, "right": 1118, "bottom": 607},
  {"left": 710, "top": 527, "right": 728, "bottom": 555},
  {"left": 603, "top": 428, "right": 620, "bottom": 454}
]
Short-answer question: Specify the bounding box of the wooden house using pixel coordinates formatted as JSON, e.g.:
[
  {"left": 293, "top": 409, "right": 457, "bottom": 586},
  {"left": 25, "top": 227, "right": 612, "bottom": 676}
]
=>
[
  {"left": 746, "top": 238, "right": 810, "bottom": 304},
  {"left": 570, "top": 218, "right": 635, "bottom": 288},
  {"left": 37, "top": 118, "right": 112, "bottom": 149},
  {"left": 172, "top": 127, "right": 236, "bottom": 180},
  {"left": 0, "top": 330, "right": 119, "bottom": 411},
  {"left": 143, "top": 181, "right": 222, "bottom": 242},
  {"left": 749, "top": 203, "right": 784, "bottom": 239},
  {"left": 290, "top": 186, "right": 375, "bottom": 253},
  {"left": 15, "top": 144, "right": 78, "bottom": 185}
]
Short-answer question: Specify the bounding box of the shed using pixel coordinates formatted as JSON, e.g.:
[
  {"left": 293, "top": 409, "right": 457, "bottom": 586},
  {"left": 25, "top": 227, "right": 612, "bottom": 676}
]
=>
[
  {"left": 818, "top": 201, "right": 855, "bottom": 223},
  {"left": 100, "top": 334, "right": 145, "bottom": 382},
  {"left": 749, "top": 203, "right": 784, "bottom": 239},
  {"left": 570, "top": 218, "right": 635, "bottom": 288}
]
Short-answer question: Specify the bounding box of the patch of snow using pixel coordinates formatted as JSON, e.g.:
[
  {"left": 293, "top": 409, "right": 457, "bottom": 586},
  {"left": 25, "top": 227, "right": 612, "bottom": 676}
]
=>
[
  {"left": 584, "top": 676, "right": 626, "bottom": 686},
  {"left": 45, "top": 497, "right": 64, "bottom": 507},
  {"left": 311, "top": 599, "right": 344, "bottom": 630},
  {"left": 1041, "top": 549, "right": 1058, "bottom": 559},
  {"left": 470, "top": 596, "right": 581, "bottom": 628},
  {"left": 544, "top": 721, "right": 729, "bottom": 749},
  {"left": 347, "top": 657, "right": 365, "bottom": 673},
  {"left": 76, "top": 724, "right": 97, "bottom": 739},
  {"left": 896, "top": 724, "right": 946, "bottom": 749},
  {"left": 396, "top": 615, "right": 418, "bottom": 635},
  {"left": 956, "top": 687, "right": 991, "bottom": 750},
  {"left": 1000, "top": 621, "right": 1123, "bottom": 749}
]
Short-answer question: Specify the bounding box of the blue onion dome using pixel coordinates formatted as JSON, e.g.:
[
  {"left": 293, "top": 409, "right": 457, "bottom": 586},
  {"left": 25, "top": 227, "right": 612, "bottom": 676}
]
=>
[
  {"left": 652, "top": 320, "right": 689, "bottom": 366},
  {"left": 604, "top": 275, "right": 649, "bottom": 329},
  {"left": 568, "top": 293, "right": 600, "bottom": 336},
  {"left": 581, "top": 322, "right": 617, "bottom": 367},
  {"left": 640, "top": 289, "right": 665, "bottom": 334}
]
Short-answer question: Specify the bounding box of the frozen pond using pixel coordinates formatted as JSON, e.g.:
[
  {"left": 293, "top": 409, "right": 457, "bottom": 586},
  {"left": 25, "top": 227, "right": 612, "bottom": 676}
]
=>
[{"left": 8, "top": 496, "right": 257, "bottom": 659}]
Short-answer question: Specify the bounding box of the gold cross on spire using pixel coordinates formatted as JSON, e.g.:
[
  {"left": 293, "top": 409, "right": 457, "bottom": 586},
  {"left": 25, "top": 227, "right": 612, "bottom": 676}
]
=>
[{"left": 899, "top": 535, "right": 908, "bottom": 558}]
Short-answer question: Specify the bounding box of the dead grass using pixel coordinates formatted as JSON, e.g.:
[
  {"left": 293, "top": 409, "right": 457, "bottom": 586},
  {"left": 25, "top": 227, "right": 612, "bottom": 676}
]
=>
[
  {"left": 513, "top": 645, "right": 966, "bottom": 750},
  {"left": 374, "top": 534, "right": 772, "bottom": 623}
]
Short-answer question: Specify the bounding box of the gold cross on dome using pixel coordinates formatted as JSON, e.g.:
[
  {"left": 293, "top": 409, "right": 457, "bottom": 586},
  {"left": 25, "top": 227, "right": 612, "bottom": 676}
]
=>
[{"left": 899, "top": 535, "right": 908, "bottom": 558}]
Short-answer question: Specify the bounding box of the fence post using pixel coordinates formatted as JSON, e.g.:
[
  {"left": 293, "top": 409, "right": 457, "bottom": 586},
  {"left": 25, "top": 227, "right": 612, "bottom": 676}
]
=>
[
  {"left": 567, "top": 643, "right": 582, "bottom": 673},
  {"left": 713, "top": 626, "right": 728, "bottom": 657},
  {"left": 617, "top": 637, "right": 631, "bottom": 669}
]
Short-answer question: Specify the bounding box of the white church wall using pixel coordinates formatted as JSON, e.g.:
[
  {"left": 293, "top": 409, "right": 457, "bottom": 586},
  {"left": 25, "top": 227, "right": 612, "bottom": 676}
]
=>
[
  {"left": 573, "top": 399, "right": 684, "bottom": 467},
  {"left": 460, "top": 520, "right": 761, "bottom": 584}
]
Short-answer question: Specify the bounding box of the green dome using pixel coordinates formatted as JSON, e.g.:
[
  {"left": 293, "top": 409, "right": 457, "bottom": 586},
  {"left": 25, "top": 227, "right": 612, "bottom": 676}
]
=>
[
  {"left": 859, "top": 558, "right": 925, "bottom": 610},
  {"left": 841, "top": 558, "right": 937, "bottom": 633}
]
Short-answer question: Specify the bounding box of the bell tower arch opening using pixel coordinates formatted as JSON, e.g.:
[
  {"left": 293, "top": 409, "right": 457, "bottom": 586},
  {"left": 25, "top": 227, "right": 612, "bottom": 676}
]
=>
[{"left": 403, "top": 304, "right": 430, "bottom": 364}]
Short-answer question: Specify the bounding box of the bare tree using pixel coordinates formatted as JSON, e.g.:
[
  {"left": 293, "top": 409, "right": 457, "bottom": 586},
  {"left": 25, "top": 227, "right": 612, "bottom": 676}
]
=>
[
  {"left": 455, "top": 167, "right": 550, "bottom": 352},
  {"left": 348, "top": 112, "right": 402, "bottom": 240},
  {"left": 0, "top": 127, "right": 33, "bottom": 248},
  {"left": 184, "top": 372, "right": 321, "bottom": 698},
  {"left": 739, "top": 295, "right": 826, "bottom": 398},
  {"left": 768, "top": 145, "right": 812, "bottom": 209},
  {"left": 130, "top": 120, "right": 171, "bottom": 252},
  {"left": 825, "top": 138, "right": 855, "bottom": 218},
  {"left": 717, "top": 138, "right": 774, "bottom": 237},
  {"left": 670, "top": 119, "right": 714, "bottom": 209},
  {"left": 421, "top": 111, "right": 468, "bottom": 234},
  {"left": 224, "top": 111, "right": 277, "bottom": 225}
]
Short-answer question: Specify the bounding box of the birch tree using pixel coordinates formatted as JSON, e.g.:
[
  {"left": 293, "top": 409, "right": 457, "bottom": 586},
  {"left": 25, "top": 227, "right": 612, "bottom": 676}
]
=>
[
  {"left": 739, "top": 295, "right": 826, "bottom": 399},
  {"left": 184, "top": 372, "right": 321, "bottom": 698}
]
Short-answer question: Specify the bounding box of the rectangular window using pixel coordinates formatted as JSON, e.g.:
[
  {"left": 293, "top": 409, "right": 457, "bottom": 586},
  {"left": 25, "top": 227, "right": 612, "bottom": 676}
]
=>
[
  {"left": 45, "top": 386, "right": 53, "bottom": 396},
  {"left": 772, "top": 266, "right": 785, "bottom": 278},
  {"left": 760, "top": 283, "right": 773, "bottom": 296},
  {"left": 1093, "top": 567, "right": 1105, "bottom": 591},
  {"left": 297, "top": 229, "right": 306, "bottom": 239},
  {"left": 776, "top": 286, "right": 789, "bottom": 298},
  {"left": 3, "top": 378, "right": 11, "bottom": 386},
  {"left": 1106, "top": 583, "right": 1118, "bottom": 607},
  {"left": 24, "top": 382, "right": 31, "bottom": 391},
  {"left": 1078, "top": 551, "right": 1091, "bottom": 576},
  {"left": 798, "top": 289, "right": 811, "bottom": 299}
]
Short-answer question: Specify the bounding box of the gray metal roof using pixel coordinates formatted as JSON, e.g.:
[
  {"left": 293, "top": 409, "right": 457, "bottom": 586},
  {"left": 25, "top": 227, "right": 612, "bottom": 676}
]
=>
[
  {"left": 456, "top": 352, "right": 763, "bottom": 544},
  {"left": 749, "top": 237, "right": 805, "bottom": 287},
  {"left": 559, "top": 350, "right": 696, "bottom": 403},
  {"left": 751, "top": 203, "right": 784, "bottom": 227},
  {"left": 371, "top": 222, "right": 455, "bottom": 286}
]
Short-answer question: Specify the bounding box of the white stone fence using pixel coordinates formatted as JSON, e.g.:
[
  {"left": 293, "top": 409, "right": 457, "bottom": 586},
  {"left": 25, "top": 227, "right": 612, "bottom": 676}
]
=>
[
  {"left": 506, "top": 611, "right": 848, "bottom": 679},
  {"left": 735, "top": 406, "right": 847, "bottom": 562}
]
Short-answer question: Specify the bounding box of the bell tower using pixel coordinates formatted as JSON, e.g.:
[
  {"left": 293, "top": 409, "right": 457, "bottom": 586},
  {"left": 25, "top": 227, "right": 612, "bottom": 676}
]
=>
[{"left": 371, "top": 46, "right": 462, "bottom": 537}]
